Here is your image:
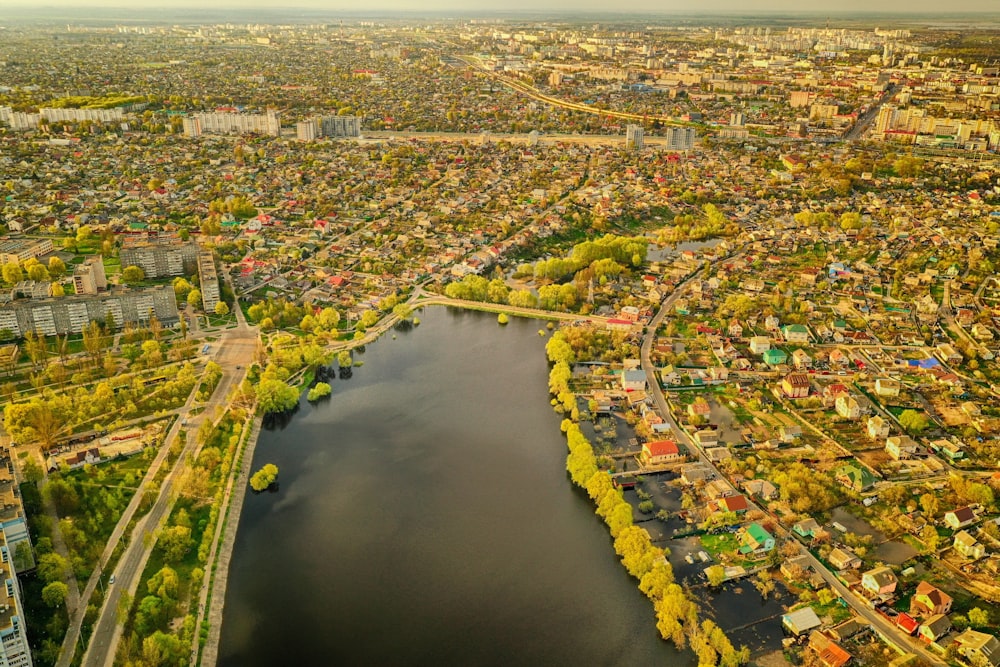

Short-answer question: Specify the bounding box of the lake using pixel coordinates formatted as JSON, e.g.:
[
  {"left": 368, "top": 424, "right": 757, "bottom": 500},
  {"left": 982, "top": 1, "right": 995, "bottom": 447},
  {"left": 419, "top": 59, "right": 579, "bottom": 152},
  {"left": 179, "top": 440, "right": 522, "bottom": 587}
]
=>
[{"left": 218, "top": 307, "right": 689, "bottom": 666}]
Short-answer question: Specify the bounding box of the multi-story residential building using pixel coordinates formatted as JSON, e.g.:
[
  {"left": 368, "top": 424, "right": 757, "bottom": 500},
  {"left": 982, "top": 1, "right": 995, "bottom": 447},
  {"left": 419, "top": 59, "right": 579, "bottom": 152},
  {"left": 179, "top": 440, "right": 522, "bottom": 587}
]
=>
[
  {"left": 0, "top": 239, "right": 54, "bottom": 265},
  {"left": 197, "top": 252, "right": 221, "bottom": 313},
  {"left": 296, "top": 119, "right": 319, "bottom": 141},
  {"left": 72, "top": 256, "right": 107, "bottom": 295},
  {"left": 0, "top": 286, "right": 178, "bottom": 336},
  {"left": 183, "top": 110, "right": 281, "bottom": 137},
  {"left": 119, "top": 239, "right": 198, "bottom": 278},
  {"left": 664, "top": 126, "right": 696, "bottom": 151},
  {"left": 319, "top": 115, "right": 362, "bottom": 138},
  {"left": 625, "top": 124, "right": 644, "bottom": 150}
]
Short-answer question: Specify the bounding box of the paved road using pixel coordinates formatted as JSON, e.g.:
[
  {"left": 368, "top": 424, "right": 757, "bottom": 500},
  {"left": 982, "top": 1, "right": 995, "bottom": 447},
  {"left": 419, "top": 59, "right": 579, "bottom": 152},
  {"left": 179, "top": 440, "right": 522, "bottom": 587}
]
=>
[
  {"left": 80, "top": 326, "right": 257, "bottom": 667},
  {"left": 637, "top": 259, "right": 946, "bottom": 667}
]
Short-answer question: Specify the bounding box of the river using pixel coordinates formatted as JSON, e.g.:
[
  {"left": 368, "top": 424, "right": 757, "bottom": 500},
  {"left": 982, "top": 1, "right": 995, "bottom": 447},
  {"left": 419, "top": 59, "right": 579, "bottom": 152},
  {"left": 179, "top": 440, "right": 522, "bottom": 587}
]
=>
[{"left": 218, "top": 307, "right": 689, "bottom": 666}]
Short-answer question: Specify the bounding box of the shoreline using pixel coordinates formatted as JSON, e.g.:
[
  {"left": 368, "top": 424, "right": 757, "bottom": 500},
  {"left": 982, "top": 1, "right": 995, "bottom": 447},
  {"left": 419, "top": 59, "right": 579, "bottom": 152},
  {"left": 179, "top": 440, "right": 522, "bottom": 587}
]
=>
[{"left": 197, "top": 414, "right": 264, "bottom": 666}]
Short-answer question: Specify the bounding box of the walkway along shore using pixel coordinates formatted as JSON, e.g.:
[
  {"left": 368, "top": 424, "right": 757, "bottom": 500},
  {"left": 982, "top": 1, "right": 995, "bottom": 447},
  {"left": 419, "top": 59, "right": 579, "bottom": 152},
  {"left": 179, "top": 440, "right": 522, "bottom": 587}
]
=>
[{"left": 197, "top": 414, "right": 264, "bottom": 666}]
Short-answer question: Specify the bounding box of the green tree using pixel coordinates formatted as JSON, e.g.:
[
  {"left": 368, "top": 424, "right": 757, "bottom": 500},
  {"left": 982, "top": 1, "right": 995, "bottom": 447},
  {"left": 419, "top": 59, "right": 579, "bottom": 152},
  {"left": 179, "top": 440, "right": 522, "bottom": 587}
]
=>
[
  {"left": 250, "top": 463, "right": 279, "bottom": 492},
  {"left": 899, "top": 409, "right": 929, "bottom": 434},
  {"left": 41, "top": 581, "right": 69, "bottom": 608},
  {"left": 255, "top": 379, "right": 298, "bottom": 414},
  {"left": 37, "top": 552, "right": 69, "bottom": 584},
  {"left": 147, "top": 566, "right": 179, "bottom": 601},
  {"left": 307, "top": 383, "right": 331, "bottom": 401},
  {"left": 141, "top": 631, "right": 186, "bottom": 666},
  {"left": 122, "top": 265, "right": 145, "bottom": 285},
  {"left": 21, "top": 458, "right": 44, "bottom": 485},
  {"left": 157, "top": 525, "right": 193, "bottom": 563},
  {"left": 968, "top": 607, "right": 990, "bottom": 628}
]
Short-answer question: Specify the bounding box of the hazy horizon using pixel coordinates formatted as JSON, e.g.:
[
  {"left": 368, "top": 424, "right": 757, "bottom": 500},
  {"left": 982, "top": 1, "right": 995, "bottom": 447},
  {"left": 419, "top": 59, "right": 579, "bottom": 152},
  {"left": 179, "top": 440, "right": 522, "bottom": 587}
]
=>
[{"left": 3, "top": 0, "right": 998, "bottom": 15}]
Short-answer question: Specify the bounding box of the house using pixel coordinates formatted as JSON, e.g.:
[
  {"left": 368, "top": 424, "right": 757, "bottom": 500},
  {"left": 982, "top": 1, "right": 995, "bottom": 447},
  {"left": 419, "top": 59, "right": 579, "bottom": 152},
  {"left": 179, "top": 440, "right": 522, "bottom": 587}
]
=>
[
  {"left": 828, "top": 547, "right": 861, "bottom": 571},
  {"left": 781, "top": 373, "right": 811, "bottom": 399},
  {"left": 861, "top": 566, "right": 898, "bottom": 597},
  {"left": 971, "top": 323, "right": 995, "bottom": 341},
  {"left": 954, "top": 530, "right": 986, "bottom": 560},
  {"left": 714, "top": 494, "right": 749, "bottom": 514},
  {"left": 896, "top": 612, "right": 919, "bottom": 636},
  {"left": 793, "top": 518, "right": 822, "bottom": 539},
  {"left": 728, "top": 321, "right": 744, "bottom": 338},
  {"left": 944, "top": 506, "right": 976, "bottom": 530},
  {"left": 908, "top": 581, "right": 953, "bottom": 617},
  {"left": 743, "top": 478, "right": 778, "bottom": 500},
  {"left": 781, "top": 554, "right": 813, "bottom": 580},
  {"left": 829, "top": 348, "right": 849, "bottom": 367},
  {"left": 659, "top": 365, "right": 680, "bottom": 385},
  {"left": 694, "top": 428, "right": 720, "bottom": 447},
  {"left": 739, "top": 522, "right": 775, "bottom": 555},
  {"left": 808, "top": 631, "right": 852, "bottom": 667},
  {"left": 792, "top": 348, "right": 813, "bottom": 369},
  {"left": 782, "top": 324, "right": 811, "bottom": 344},
  {"left": 936, "top": 342, "right": 963, "bottom": 364},
  {"left": 780, "top": 424, "right": 803, "bottom": 443},
  {"left": 641, "top": 440, "right": 682, "bottom": 466},
  {"left": 765, "top": 314, "right": 781, "bottom": 331},
  {"left": 917, "top": 614, "right": 952, "bottom": 644},
  {"left": 835, "top": 395, "right": 861, "bottom": 419},
  {"left": 763, "top": 348, "right": 788, "bottom": 367},
  {"left": 835, "top": 464, "right": 875, "bottom": 492},
  {"left": 931, "top": 439, "right": 965, "bottom": 462},
  {"left": 687, "top": 400, "right": 712, "bottom": 420},
  {"left": 749, "top": 336, "right": 771, "bottom": 354},
  {"left": 954, "top": 629, "right": 1000, "bottom": 667},
  {"left": 867, "top": 416, "right": 890, "bottom": 440},
  {"left": 783, "top": 607, "right": 822, "bottom": 636},
  {"left": 621, "top": 369, "right": 648, "bottom": 392},
  {"left": 875, "top": 378, "right": 901, "bottom": 397},
  {"left": 885, "top": 435, "right": 919, "bottom": 460},
  {"left": 680, "top": 463, "right": 714, "bottom": 485}
]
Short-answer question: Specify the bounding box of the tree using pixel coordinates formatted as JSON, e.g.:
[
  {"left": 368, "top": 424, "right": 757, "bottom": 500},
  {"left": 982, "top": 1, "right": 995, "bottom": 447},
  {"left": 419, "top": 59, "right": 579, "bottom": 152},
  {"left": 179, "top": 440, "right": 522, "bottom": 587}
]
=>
[
  {"left": 147, "top": 566, "right": 179, "bottom": 601},
  {"left": 22, "top": 458, "right": 43, "bottom": 485},
  {"left": 753, "top": 571, "right": 775, "bottom": 599},
  {"left": 122, "top": 265, "right": 145, "bottom": 285},
  {"left": 26, "top": 262, "right": 49, "bottom": 282},
  {"left": 187, "top": 289, "right": 202, "bottom": 309},
  {"left": 968, "top": 607, "right": 990, "bottom": 628},
  {"left": 157, "top": 525, "right": 193, "bottom": 563},
  {"left": 141, "top": 631, "right": 186, "bottom": 666},
  {"left": 37, "top": 552, "right": 69, "bottom": 584},
  {"left": 255, "top": 379, "right": 298, "bottom": 414},
  {"left": 705, "top": 564, "right": 726, "bottom": 587},
  {"left": 41, "top": 581, "right": 69, "bottom": 608},
  {"left": 307, "top": 383, "right": 331, "bottom": 401},
  {"left": 899, "top": 409, "right": 929, "bottom": 434},
  {"left": 250, "top": 463, "right": 279, "bottom": 492},
  {"left": 48, "top": 256, "right": 67, "bottom": 278},
  {"left": 214, "top": 301, "right": 230, "bottom": 316},
  {"left": 2, "top": 263, "right": 23, "bottom": 284}
]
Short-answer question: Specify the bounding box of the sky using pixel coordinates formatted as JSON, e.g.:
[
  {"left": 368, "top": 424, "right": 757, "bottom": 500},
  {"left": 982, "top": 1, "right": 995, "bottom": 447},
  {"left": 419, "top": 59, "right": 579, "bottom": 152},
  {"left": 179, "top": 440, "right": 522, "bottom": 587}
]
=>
[{"left": 4, "top": 0, "right": 998, "bottom": 13}]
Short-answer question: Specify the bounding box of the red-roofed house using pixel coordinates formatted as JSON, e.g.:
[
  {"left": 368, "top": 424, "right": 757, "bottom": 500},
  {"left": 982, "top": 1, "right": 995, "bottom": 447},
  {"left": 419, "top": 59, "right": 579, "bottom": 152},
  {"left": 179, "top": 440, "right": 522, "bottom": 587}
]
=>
[
  {"left": 896, "top": 613, "right": 919, "bottom": 636},
  {"left": 641, "top": 440, "right": 681, "bottom": 466},
  {"left": 714, "top": 494, "right": 749, "bottom": 513}
]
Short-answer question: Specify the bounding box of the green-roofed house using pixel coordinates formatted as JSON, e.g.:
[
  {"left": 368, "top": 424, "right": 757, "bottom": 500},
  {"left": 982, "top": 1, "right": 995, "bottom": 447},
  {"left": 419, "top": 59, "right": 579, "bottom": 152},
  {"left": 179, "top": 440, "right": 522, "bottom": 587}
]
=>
[
  {"left": 128, "top": 221, "right": 148, "bottom": 232},
  {"left": 762, "top": 348, "right": 788, "bottom": 367},
  {"left": 781, "top": 324, "right": 810, "bottom": 344},
  {"left": 739, "top": 522, "right": 775, "bottom": 556},
  {"left": 835, "top": 463, "right": 875, "bottom": 492}
]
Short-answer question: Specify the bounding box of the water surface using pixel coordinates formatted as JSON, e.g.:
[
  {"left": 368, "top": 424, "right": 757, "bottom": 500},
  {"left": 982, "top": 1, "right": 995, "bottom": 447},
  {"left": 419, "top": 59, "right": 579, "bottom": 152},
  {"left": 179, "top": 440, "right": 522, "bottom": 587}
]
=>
[{"left": 219, "top": 308, "right": 688, "bottom": 666}]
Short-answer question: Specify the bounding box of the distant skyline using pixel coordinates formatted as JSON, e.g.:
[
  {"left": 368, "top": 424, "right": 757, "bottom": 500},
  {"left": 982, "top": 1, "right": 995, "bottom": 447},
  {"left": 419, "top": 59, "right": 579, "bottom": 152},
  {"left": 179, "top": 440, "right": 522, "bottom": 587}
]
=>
[{"left": 3, "top": 0, "right": 998, "bottom": 15}]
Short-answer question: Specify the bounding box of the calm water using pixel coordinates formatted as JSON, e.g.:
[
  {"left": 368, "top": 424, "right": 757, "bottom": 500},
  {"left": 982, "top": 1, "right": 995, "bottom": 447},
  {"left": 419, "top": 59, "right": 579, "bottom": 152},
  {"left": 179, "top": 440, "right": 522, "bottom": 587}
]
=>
[{"left": 218, "top": 308, "right": 688, "bottom": 666}]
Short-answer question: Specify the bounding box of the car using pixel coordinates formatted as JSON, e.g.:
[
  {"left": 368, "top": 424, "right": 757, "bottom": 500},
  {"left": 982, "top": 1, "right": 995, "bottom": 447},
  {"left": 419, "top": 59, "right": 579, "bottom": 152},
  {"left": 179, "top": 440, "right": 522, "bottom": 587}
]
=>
[{"left": 109, "top": 575, "right": 116, "bottom": 585}]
